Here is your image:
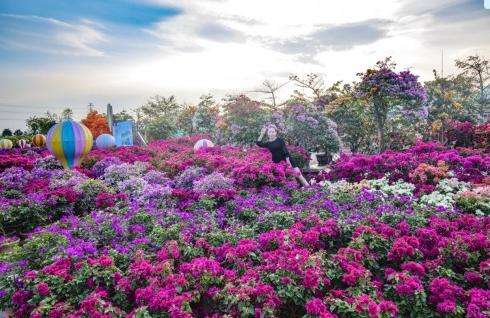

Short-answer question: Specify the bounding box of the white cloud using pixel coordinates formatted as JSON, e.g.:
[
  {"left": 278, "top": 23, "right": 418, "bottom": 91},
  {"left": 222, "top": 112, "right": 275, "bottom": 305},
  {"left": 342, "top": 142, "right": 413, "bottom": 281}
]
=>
[{"left": 0, "top": 14, "right": 107, "bottom": 56}]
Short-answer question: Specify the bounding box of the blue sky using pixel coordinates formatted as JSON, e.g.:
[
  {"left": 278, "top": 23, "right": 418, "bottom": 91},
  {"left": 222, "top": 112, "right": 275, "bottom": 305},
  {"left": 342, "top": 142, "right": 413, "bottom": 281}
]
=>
[
  {"left": 0, "top": 0, "right": 489, "bottom": 130},
  {"left": 0, "top": 0, "right": 180, "bottom": 27}
]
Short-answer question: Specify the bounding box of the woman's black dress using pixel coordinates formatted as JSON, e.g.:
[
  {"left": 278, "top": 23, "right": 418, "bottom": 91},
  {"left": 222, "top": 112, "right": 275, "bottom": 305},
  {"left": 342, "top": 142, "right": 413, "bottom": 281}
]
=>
[{"left": 256, "top": 137, "right": 297, "bottom": 167}]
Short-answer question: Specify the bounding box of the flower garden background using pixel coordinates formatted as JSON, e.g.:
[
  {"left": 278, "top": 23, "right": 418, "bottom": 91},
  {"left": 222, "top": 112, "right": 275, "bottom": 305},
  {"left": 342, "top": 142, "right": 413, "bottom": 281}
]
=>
[{"left": 0, "top": 56, "right": 489, "bottom": 317}]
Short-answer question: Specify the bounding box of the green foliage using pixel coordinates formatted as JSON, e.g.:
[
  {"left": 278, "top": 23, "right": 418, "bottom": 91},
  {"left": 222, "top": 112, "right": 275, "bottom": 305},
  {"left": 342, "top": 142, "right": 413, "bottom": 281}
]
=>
[
  {"left": 192, "top": 94, "right": 219, "bottom": 134},
  {"left": 0, "top": 233, "right": 67, "bottom": 269},
  {"left": 327, "top": 84, "right": 377, "bottom": 153},
  {"left": 176, "top": 103, "right": 197, "bottom": 135},
  {"left": 138, "top": 95, "right": 181, "bottom": 140},
  {"left": 1, "top": 135, "right": 34, "bottom": 147},
  {"left": 0, "top": 202, "right": 50, "bottom": 234},
  {"left": 281, "top": 101, "right": 340, "bottom": 153},
  {"left": 1, "top": 129, "right": 12, "bottom": 137},
  {"left": 222, "top": 94, "right": 269, "bottom": 145},
  {"left": 26, "top": 112, "right": 57, "bottom": 134},
  {"left": 456, "top": 195, "right": 490, "bottom": 216},
  {"left": 113, "top": 110, "right": 134, "bottom": 122},
  {"left": 455, "top": 55, "right": 489, "bottom": 123},
  {"left": 425, "top": 71, "right": 477, "bottom": 123},
  {"left": 149, "top": 224, "right": 182, "bottom": 246},
  {"left": 74, "top": 179, "right": 109, "bottom": 214}
]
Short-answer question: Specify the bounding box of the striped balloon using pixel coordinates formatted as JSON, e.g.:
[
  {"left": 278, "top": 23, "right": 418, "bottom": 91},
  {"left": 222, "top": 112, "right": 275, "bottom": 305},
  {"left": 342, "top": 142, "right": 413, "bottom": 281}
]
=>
[
  {"left": 95, "top": 133, "right": 116, "bottom": 150},
  {"left": 193, "top": 139, "right": 214, "bottom": 151},
  {"left": 17, "top": 139, "right": 30, "bottom": 149},
  {"left": 32, "top": 134, "right": 46, "bottom": 147},
  {"left": 46, "top": 120, "right": 93, "bottom": 169},
  {"left": 0, "top": 139, "right": 13, "bottom": 149}
]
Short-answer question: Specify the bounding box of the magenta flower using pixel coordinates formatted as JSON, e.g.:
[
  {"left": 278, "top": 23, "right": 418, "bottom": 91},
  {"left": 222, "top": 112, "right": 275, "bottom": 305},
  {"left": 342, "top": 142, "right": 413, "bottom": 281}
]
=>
[
  {"left": 37, "top": 282, "right": 50, "bottom": 296},
  {"left": 305, "top": 298, "right": 327, "bottom": 315}
]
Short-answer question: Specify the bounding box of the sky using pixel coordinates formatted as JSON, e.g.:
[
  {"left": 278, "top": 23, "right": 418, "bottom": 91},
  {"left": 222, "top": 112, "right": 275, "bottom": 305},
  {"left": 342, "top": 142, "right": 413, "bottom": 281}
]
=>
[{"left": 0, "top": 0, "right": 489, "bottom": 130}]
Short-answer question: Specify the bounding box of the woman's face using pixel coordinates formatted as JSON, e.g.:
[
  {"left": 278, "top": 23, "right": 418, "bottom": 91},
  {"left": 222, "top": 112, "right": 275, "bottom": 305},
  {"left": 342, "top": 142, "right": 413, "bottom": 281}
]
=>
[{"left": 266, "top": 127, "right": 277, "bottom": 140}]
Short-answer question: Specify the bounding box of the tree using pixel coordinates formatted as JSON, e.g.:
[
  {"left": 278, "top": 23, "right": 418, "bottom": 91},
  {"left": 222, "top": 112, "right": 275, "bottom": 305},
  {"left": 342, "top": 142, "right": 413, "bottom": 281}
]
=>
[
  {"left": 289, "top": 73, "right": 326, "bottom": 102},
  {"left": 455, "top": 55, "right": 489, "bottom": 123},
  {"left": 222, "top": 94, "right": 268, "bottom": 145},
  {"left": 252, "top": 80, "right": 288, "bottom": 110},
  {"left": 113, "top": 110, "right": 134, "bottom": 122},
  {"left": 424, "top": 70, "right": 477, "bottom": 142},
  {"left": 356, "top": 57, "right": 427, "bottom": 152},
  {"left": 2, "top": 128, "right": 12, "bottom": 137},
  {"left": 13, "top": 129, "right": 23, "bottom": 136},
  {"left": 425, "top": 70, "right": 475, "bottom": 121},
  {"left": 60, "top": 108, "right": 73, "bottom": 120},
  {"left": 326, "top": 83, "right": 377, "bottom": 153},
  {"left": 192, "top": 95, "right": 219, "bottom": 133},
  {"left": 177, "top": 104, "right": 197, "bottom": 135},
  {"left": 137, "top": 95, "right": 181, "bottom": 140},
  {"left": 26, "top": 113, "right": 57, "bottom": 134},
  {"left": 81, "top": 110, "right": 110, "bottom": 138},
  {"left": 282, "top": 101, "right": 340, "bottom": 153}
]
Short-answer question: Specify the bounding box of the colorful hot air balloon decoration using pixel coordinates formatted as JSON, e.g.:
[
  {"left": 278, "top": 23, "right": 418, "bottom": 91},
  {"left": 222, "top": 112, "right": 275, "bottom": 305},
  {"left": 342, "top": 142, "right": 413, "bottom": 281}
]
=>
[
  {"left": 95, "top": 133, "right": 116, "bottom": 150},
  {"left": 46, "top": 120, "right": 93, "bottom": 169},
  {"left": 0, "top": 139, "right": 13, "bottom": 149},
  {"left": 32, "top": 134, "right": 46, "bottom": 147},
  {"left": 17, "top": 139, "right": 30, "bottom": 149},
  {"left": 193, "top": 139, "right": 214, "bottom": 152}
]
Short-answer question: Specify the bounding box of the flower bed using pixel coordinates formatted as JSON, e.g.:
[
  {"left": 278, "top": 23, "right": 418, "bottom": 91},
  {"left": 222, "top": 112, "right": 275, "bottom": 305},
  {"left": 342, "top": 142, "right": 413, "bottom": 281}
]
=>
[
  {"left": 322, "top": 141, "right": 489, "bottom": 194},
  {"left": 0, "top": 137, "right": 488, "bottom": 317}
]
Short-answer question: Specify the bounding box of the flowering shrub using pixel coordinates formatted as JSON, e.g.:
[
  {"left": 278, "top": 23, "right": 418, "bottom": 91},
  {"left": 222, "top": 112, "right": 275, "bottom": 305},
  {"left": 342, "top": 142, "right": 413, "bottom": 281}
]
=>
[
  {"left": 323, "top": 141, "right": 489, "bottom": 194},
  {"left": 0, "top": 135, "right": 488, "bottom": 317},
  {"left": 456, "top": 185, "right": 490, "bottom": 216},
  {"left": 474, "top": 122, "right": 490, "bottom": 150},
  {"left": 220, "top": 94, "right": 268, "bottom": 145},
  {"left": 445, "top": 120, "right": 475, "bottom": 147},
  {"left": 281, "top": 102, "right": 340, "bottom": 153}
]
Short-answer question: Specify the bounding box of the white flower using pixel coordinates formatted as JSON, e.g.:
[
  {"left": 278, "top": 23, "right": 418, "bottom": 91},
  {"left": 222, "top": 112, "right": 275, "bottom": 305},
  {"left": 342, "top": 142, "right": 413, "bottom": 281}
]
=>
[{"left": 419, "top": 191, "right": 455, "bottom": 209}]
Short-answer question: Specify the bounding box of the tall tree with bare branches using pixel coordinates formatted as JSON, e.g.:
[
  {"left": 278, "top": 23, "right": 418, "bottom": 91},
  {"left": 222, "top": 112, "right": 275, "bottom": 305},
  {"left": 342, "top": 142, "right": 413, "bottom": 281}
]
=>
[{"left": 251, "top": 80, "right": 289, "bottom": 110}]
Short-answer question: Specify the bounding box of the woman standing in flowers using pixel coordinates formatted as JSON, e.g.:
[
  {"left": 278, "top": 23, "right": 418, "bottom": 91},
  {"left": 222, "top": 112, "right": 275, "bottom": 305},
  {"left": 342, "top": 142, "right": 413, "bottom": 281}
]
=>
[{"left": 257, "top": 124, "right": 309, "bottom": 186}]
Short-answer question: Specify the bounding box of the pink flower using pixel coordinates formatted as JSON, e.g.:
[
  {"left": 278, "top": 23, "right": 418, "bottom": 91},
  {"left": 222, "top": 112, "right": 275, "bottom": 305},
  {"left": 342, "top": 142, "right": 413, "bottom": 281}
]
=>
[
  {"left": 37, "top": 282, "right": 50, "bottom": 296},
  {"left": 401, "top": 261, "right": 425, "bottom": 277},
  {"left": 395, "top": 274, "right": 423, "bottom": 296},
  {"left": 341, "top": 263, "right": 367, "bottom": 286},
  {"left": 428, "top": 277, "right": 462, "bottom": 314},
  {"left": 466, "top": 288, "right": 490, "bottom": 318},
  {"left": 25, "top": 270, "right": 37, "bottom": 280},
  {"left": 302, "top": 229, "right": 320, "bottom": 247},
  {"left": 305, "top": 298, "right": 327, "bottom": 315},
  {"left": 303, "top": 268, "right": 320, "bottom": 290},
  {"left": 379, "top": 300, "right": 398, "bottom": 316},
  {"left": 129, "top": 259, "right": 154, "bottom": 279},
  {"left": 42, "top": 258, "right": 72, "bottom": 281},
  {"left": 98, "top": 255, "right": 113, "bottom": 267},
  {"left": 436, "top": 300, "right": 456, "bottom": 314},
  {"left": 387, "top": 236, "right": 419, "bottom": 261},
  {"left": 464, "top": 271, "right": 483, "bottom": 285}
]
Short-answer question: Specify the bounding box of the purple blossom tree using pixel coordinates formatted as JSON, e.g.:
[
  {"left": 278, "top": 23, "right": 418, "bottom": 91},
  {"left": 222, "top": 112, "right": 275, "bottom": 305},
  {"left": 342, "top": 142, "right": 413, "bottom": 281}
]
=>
[{"left": 357, "top": 57, "right": 427, "bottom": 152}]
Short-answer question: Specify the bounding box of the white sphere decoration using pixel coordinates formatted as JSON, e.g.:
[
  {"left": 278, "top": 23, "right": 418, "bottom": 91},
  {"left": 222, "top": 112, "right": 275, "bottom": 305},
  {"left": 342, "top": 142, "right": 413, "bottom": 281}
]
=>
[
  {"left": 95, "top": 134, "right": 116, "bottom": 150},
  {"left": 193, "top": 139, "right": 214, "bottom": 151}
]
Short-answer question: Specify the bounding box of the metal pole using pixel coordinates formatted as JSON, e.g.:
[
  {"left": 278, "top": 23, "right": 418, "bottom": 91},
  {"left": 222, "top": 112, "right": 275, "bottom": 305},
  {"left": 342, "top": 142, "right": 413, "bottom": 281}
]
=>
[{"left": 107, "top": 103, "right": 114, "bottom": 133}]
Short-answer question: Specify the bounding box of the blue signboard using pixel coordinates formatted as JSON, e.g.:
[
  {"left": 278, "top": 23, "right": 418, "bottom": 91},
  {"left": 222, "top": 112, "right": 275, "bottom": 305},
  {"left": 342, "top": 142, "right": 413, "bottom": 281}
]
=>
[{"left": 113, "top": 120, "right": 133, "bottom": 147}]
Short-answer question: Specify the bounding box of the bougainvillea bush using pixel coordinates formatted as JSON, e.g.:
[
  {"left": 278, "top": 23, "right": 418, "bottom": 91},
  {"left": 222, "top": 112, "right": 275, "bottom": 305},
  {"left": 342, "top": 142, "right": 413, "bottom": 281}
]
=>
[
  {"left": 322, "top": 141, "right": 489, "bottom": 195},
  {"left": 0, "top": 136, "right": 489, "bottom": 317}
]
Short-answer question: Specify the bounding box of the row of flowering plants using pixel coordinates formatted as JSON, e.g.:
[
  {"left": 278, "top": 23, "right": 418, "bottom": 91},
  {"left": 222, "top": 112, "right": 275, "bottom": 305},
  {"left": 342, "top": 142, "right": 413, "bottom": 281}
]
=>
[
  {"left": 0, "top": 136, "right": 488, "bottom": 317},
  {"left": 322, "top": 141, "right": 489, "bottom": 195}
]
